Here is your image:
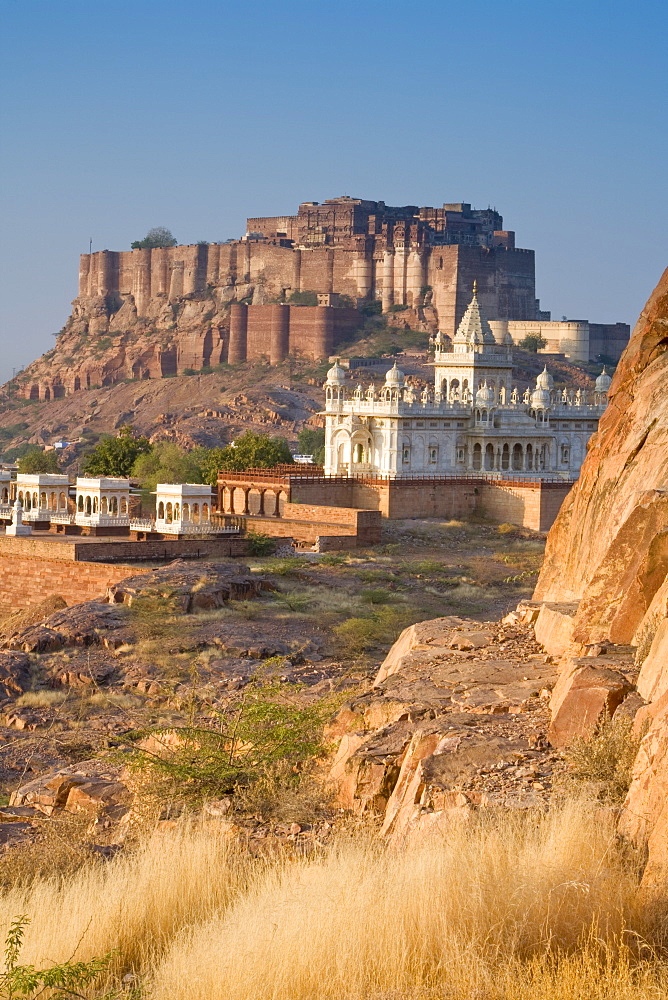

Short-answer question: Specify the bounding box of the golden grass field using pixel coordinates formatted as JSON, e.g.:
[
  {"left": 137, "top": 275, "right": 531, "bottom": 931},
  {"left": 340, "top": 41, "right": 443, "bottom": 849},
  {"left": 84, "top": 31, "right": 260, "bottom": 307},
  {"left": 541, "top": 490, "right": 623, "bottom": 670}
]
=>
[{"left": 1, "top": 798, "right": 667, "bottom": 998}]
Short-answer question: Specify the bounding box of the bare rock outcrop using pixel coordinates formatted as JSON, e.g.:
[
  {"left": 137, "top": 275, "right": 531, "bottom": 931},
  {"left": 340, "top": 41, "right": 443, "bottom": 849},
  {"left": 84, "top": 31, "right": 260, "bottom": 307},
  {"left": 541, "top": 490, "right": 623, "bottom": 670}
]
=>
[
  {"left": 534, "top": 268, "right": 668, "bottom": 645},
  {"left": 329, "top": 614, "right": 561, "bottom": 842},
  {"left": 527, "top": 269, "right": 668, "bottom": 878}
]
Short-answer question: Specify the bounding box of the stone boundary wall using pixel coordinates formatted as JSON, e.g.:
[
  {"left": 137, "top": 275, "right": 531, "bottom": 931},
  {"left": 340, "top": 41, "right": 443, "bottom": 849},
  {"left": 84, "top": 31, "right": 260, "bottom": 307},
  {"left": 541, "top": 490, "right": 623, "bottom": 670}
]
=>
[
  {"left": 245, "top": 505, "right": 381, "bottom": 548},
  {"left": 0, "top": 555, "right": 151, "bottom": 611},
  {"left": 476, "top": 481, "right": 572, "bottom": 532},
  {"left": 0, "top": 535, "right": 249, "bottom": 611},
  {"left": 0, "top": 536, "right": 248, "bottom": 563}
]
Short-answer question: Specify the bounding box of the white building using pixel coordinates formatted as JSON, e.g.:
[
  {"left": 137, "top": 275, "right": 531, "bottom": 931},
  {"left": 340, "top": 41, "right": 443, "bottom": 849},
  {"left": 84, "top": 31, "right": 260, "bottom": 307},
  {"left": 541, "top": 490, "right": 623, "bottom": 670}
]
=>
[
  {"left": 16, "top": 473, "right": 70, "bottom": 521},
  {"left": 155, "top": 483, "right": 213, "bottom": 534},
  {"left": 75, "top": 477, "right": 130, "bottom": 527},
  {"left": 324, "top": 283, "right": 611, "bottom": 479}
]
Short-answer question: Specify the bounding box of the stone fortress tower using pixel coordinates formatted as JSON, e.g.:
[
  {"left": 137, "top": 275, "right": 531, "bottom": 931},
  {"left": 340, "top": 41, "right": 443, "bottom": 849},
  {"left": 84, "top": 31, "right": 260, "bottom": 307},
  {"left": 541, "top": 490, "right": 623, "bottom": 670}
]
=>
[{"left": 17, "top": 195, "right": 629, "bottom": 402}]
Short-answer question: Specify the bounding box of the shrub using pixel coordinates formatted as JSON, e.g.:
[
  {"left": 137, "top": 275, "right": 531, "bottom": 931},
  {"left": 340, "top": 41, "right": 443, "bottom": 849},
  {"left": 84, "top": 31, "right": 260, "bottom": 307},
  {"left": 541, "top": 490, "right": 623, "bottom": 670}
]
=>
[
  {"left": 0, "top": 915, "right": 111, "bottom": 999},
  {"left": 246, "top": 530, "right": 275, "bottom": 556},
  {"left": 562, "top": 715, "right": 644, "bottom": 803},
  {"left": 119, "top": 683, "right": 327, "bottom": 805},
  {"left": 360, "top": 588, "right": 392, "bottom": 605},
  {"left": 333, "top": 607, "right": 412, "bottom": 656}
]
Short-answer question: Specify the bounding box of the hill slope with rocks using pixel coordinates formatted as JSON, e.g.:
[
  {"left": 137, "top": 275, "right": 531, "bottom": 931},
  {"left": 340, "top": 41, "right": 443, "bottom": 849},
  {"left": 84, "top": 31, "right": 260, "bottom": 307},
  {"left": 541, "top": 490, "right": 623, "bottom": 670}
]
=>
[{"left": 0, "top": 344, "right": 599, "bottom": 469}]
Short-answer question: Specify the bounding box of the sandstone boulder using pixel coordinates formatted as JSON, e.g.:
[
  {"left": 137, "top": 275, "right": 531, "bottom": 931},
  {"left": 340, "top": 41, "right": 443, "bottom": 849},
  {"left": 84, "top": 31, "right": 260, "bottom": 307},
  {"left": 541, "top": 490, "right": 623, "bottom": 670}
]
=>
[
  {"left": 534, "top": 269, "right": 668, "bottom": 646},
  {"left": 4, "top": 602, "right": 129, "bottom": 654},
  {"left": 534, "top": 602, "right": 579, "bottom": 657},
  {"left": 374, "top": 616, "right": 481, "bottom": 685},
  {"left": 0, "top": 651, "right": 31, "bottom": 699},
  {"left": 548, "top": 661, "right": 633, "bottom": 747},
  {"left": 619, "top": 709, "right": 668, "bottom": 883},
  {"left": 10, "top": 769, "right": 130, "bottom": 817},
  {"left": 107, "top": 560, "right": 268, "bottom": 610}
]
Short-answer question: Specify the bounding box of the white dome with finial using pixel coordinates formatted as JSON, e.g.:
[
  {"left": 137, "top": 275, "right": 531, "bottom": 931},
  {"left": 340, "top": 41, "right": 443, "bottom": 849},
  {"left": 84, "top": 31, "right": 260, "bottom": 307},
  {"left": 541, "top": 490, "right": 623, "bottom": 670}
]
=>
[
  {"left": 325, "top": 360, "right": 346, "bottom": 386},
  {"left": 531, "top": 385, "right": 551, "bottom": 409},
  {"left": 595, "top": 367, "right": 612, "bottom": 394},
  {"left": 475, "top": 381, "right": 495, "bottom": 406},
  {"left": 384, "top": 361, "right": 405, "bottom": 387},
  {"left": 536, "top": 365, "right": 554, "bottom": 391}
]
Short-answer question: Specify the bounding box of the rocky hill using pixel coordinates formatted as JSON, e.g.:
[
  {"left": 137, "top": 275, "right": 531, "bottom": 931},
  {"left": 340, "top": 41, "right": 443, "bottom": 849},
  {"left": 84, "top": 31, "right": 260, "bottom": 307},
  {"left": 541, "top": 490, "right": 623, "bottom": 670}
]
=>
[{"left": 0, "top": 341, "right": 599, "bottom": 469}]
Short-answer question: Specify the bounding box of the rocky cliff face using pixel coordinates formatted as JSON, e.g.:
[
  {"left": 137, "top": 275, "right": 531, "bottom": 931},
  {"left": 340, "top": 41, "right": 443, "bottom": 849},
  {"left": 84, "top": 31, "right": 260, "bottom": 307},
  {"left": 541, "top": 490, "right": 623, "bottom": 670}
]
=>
[
  {"left": 534, "top": 268, "right": 668, "bottom": 642},
  {"left": 531, "top": 268, "right": 668, "bottom": 880}
]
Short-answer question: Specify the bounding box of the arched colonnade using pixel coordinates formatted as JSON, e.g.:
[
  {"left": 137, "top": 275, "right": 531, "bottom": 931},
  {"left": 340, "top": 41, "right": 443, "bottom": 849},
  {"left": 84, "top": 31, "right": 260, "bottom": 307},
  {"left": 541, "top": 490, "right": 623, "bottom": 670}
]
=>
[{"left": 218, "top": 484, "right": 288, "bottom": 517}]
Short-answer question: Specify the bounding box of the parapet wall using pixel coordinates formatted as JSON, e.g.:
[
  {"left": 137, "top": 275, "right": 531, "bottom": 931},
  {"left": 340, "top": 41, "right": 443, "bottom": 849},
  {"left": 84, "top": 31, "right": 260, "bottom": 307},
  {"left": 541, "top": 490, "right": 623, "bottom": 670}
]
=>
[{"left": 0, "top": 535, "right": 249, "bottom": 610}]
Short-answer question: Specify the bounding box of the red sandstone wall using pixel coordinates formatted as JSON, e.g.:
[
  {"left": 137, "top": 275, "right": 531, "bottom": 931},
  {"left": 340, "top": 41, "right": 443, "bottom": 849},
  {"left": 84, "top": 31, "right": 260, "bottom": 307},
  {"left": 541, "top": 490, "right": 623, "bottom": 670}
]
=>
[
  {"left": 0, "top": 557, "right": 151, "bottom": 611},
  {"left": 476, "top": 481, "right": 571, "bottom": 532}
]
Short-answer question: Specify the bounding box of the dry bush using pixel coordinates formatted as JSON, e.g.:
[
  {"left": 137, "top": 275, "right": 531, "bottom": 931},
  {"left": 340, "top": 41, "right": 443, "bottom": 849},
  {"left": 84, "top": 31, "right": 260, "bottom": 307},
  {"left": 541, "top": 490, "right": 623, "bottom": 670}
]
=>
[
  {"left": 561, "top": 715, "right": 645, "bottom": 803},
  {"left": 0, "top": 812, "right": 92, "bottom": 889},
  {"left": 232, "top": 760, "right": 333, "bottom": 825}
]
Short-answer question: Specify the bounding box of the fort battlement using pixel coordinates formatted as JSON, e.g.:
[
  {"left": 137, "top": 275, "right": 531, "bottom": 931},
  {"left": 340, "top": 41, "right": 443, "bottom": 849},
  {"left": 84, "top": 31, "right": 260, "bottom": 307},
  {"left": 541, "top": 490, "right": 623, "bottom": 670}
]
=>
[{"left": 15, "top": 195, "right": 629, "bottom": 402}]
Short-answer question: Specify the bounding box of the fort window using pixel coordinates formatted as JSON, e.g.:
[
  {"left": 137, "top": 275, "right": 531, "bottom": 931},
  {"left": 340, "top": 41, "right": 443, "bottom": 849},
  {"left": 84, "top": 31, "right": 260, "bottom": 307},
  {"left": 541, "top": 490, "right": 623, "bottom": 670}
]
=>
[
  {"left": 59, "top": 492, "right": 66, "bottom": 510},
  {"left": 485, "top": 444, "right": 495, "bottom": 471},
  {"left": 78, "top": 496, "right": 84, "bottom": 512},
  {"left": 402, "top": 447, "right": 410, "bottom": 463},
  {"left": 561, "top": 445, "right": 570, "bottom": 463},
  {"left": 85, "top": 497, "right": 92, "bottom": 515},
  {"left": 502, "top": 443, "right": 510, "bottom": 470},
  {"left": 472, "top": 443, "right": 482, "bottom": 470},
  {"left": 166, "top": 502, "right": 173, "bottom": 523},
  {"left": 158, "top": 501, "right": 165, "bottom": 519},
  {"left": 512, "top": 444, "right": 523, "bottom": 471},
  {"left": 429, "top": 447, "right": 438, "bottom": 463},
  {"left": 101, "top": 497, "right": 108, "bottom": 514},
  {"left": 120, "top": 497, "right": 127, "bottom": 514}
]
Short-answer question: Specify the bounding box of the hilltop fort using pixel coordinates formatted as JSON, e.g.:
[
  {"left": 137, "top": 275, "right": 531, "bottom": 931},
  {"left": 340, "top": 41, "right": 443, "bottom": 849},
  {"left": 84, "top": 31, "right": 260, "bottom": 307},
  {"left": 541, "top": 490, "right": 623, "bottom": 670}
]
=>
[{"left": 13, "top": 196, "right": 628, "bottom": 402}]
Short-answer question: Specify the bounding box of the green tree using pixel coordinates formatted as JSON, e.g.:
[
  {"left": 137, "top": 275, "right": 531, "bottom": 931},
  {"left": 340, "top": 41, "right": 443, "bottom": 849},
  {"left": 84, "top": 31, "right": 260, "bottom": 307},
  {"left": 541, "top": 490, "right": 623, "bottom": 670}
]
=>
[
  {"left": 518, "top": 334, "right": 547, "bottom": 353},
  {"left": 81, "top": 426, "right": 151, "bottom": 477},
  {"left": 17, "top": 447, "right": 61, "bottom": 474},
  {"left": 132, "top": 441, "right": 203, "bottom": 492},
  {"left": 298, "top": 427, "right": 325, "bottom": 464},
  {"left": 189, "top": 446, "right": 229, "bottom": 487},
  {"left": 130, "top": 226, "right": 178, "bottom": 250},
  {"left": 215, "top": 431, "right": 294, "bottom": 473}
]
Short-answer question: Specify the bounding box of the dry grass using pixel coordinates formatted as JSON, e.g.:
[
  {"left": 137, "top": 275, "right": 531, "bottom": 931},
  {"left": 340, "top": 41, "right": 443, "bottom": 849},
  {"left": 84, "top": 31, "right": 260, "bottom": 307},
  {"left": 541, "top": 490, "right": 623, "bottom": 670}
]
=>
[{"left": 1, "top": 800, "right": 667, "bottom": 998}]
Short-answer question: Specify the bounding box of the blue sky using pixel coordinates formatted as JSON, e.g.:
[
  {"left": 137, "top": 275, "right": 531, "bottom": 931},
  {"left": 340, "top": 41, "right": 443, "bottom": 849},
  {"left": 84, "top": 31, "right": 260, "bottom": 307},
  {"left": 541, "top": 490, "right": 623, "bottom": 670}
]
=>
[{"left": 1, "top": 0, "right": 666, "bottom": 383}]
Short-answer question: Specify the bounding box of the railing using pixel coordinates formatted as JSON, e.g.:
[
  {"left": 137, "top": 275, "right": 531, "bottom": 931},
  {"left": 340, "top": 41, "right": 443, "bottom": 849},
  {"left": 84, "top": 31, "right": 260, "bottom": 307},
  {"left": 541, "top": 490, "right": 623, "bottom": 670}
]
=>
[
  {"left": 50, "top": 512, "right": 74, "bottom": 524},
  {"left": 23, "top": 508, "right": 64, "bottom": 521},
  {"left": 129, "top": 516, "right": 244, "bottom": 535},
  {"left": 75, "top": 514, "right": 130, "bottom": 527},
  {"left": 0, "top": 505, "right": 12, "bottom": 518},
  {"left": 129, "top": 518, "right": 155, "bottom": 531}
]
